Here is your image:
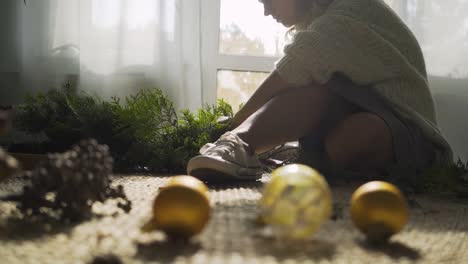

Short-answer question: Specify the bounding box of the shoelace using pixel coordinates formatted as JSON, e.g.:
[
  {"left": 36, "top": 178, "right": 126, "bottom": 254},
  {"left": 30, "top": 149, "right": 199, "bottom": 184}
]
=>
[
  {"left": 199, "top": 134, "right": 266, "bottom": 176},
  {"left": 199, "top": 138, "right": 237, "bottom": 156}
]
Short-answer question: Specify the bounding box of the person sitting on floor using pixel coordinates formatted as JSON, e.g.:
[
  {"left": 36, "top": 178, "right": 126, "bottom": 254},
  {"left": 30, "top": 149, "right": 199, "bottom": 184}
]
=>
[{"left": 187, "top": 0, "right": 453, "bottom": 181}]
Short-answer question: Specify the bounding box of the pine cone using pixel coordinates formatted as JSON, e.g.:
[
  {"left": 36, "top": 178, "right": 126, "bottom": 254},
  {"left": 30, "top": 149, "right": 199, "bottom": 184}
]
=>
[{"left": 4, "top": 139, "right": 131, "bottom": 221}]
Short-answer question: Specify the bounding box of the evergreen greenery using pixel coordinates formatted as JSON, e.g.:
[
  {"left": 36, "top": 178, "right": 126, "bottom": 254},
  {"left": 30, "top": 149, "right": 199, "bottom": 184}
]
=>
[
  {"left": 13, "top": 84, "right": 233, "bottom": 173},
  {"left": 421, "top": 159, "right": 468, "bottom": 198},
  {"left": 387, "top": 159, "right": 468, "bottom": 198}
]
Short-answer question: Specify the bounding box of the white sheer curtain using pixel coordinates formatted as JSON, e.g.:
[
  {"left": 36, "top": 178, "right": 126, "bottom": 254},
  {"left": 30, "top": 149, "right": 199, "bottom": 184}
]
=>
[{"left": 1, "top": 0, "right": 202, "bottom": 111}]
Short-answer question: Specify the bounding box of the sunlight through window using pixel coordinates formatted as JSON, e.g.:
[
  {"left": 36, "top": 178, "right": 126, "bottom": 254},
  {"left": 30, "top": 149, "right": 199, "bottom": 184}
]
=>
[
  {"left": 217, "top": 70, "right": 269, "bottom": 112},
  {"left": 92, "top": 0, "right": 120, "bottom": 28},
  {"left": 219, "top": 0, "right": 288, "bottom": 57},
  {"left": 126, "top": 0, "right": 157, "bottom": 29}
]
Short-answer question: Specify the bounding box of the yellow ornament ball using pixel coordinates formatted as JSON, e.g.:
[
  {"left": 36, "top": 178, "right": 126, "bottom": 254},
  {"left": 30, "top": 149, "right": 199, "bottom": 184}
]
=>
[
  {"left": 350, "top": 181, "right": 409, "bottom": 242},
  {"left": 259, "top": 164, "right": 333, "bottom": 239},
  {"left": 142, "top": 175, "right": 211, "bottom": 239}
]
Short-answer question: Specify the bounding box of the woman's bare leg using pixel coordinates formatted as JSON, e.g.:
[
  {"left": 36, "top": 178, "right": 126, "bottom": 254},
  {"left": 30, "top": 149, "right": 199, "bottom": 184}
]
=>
[
  {"left": 232, "top": 84, "right": 333, "bottom": 154},
  {"left": 232, "top": 85, "right": 393, "bottom": 172}
]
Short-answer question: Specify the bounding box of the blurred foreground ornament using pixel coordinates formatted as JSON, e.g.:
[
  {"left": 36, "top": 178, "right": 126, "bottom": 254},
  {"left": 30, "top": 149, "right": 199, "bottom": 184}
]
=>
[
  {"left": 142, "top": 175, "right": 211, "bottom": 239},
  {"left": 350, "top": 181, "right": 408, "bottom": 242},
  {"left": 0, "top": 109, "right": 21, "bottom": 181},
  {"left": 0, "top": 148, "right": 21, "bottom": 181},
  {"left": 259, "top": 164, "right": 333, "bottom": 239}
]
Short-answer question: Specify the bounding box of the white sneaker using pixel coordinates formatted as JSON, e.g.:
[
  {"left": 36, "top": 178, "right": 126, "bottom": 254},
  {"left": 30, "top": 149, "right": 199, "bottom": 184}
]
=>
[{"left": 187, "top": 132, "right": 263, "bottom": 181}]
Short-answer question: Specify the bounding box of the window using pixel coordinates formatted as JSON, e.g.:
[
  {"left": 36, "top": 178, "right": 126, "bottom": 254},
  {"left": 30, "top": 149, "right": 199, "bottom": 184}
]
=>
[
  {"left": 201, "top": 0, "right": 404, "bottom": 110},
  {"left": 201, "top": 0, "right": 287, "bottom": 111},
  {"left": 201, "top": 0, "right": 468, "bottom": 110},
  {"left": 217, "top": 70, "right": 269, "bottom": 111}
]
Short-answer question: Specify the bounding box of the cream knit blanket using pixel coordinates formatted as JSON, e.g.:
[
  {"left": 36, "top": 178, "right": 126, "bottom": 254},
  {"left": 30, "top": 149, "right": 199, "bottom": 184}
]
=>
[{"left": 275, "top": 0, "right": 453, "bottom": 165}]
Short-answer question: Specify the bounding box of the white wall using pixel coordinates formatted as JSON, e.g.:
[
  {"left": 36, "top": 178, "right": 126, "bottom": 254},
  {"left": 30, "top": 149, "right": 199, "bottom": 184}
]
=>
[
  {"left": 0, "top": 0, "right": 22, "bottom": 106},
  {"left": 430, "top": 76, "right": 468, "bottom": 161}
]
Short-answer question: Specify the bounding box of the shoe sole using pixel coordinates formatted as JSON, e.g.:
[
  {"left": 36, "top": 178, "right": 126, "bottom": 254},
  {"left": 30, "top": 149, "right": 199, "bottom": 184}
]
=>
[
  {"left": 187, "top": 155, "right": 262, "bottom": 182},
  {"left": 189, "top": 168, "right": 248, "bottom": 183}
]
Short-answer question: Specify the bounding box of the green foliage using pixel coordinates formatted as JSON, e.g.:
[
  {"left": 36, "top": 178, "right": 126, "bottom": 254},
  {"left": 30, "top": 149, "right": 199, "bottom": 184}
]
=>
[
  {"left": 421, "top": 159, "right": 468, "bottom": 198},
  {"left": 13, "top": 84, "right": 233, "bottom": 173},
  {"left": 148, "top": 101, "right": 233, "bottom": 172},
  {"left": 388, "top": 159, "right": 468, "bottom": 198},
  {"left": 111, "top": 88, "right": 178, "bottom": 143},
  {"left": 15, "top": 85, "right": 82, "bottom": 147}
]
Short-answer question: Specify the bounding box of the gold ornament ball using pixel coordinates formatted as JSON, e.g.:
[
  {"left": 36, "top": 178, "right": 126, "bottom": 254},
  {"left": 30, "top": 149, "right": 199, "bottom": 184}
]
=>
[
  {"left": 350, "top": 181, "right": 409, "bottom": 242},
  {"left": 144, "top": 175, "right": 211, "bottom": 239},
  {"left": 259, "top": 164, "right": 333, "bottom": 239}
]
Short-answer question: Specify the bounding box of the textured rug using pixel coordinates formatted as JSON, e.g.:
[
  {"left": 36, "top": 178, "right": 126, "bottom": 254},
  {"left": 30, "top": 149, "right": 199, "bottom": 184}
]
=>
[{"left": 1, "top": 174, "right": 467, "bottom": 264}]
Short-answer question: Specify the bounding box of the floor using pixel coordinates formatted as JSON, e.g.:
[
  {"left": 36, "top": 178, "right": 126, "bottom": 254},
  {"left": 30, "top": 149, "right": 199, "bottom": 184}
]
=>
[{"left": 1, "top": 174, "right": 467, "bottom": 264}]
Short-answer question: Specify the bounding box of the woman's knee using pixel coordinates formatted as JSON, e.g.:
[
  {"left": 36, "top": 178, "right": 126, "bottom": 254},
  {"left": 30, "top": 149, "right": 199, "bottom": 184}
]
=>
[
  {"left": 324, "top": 112, "right": 393, "bottom": 170},
  {"left": 273, "top": 83, "right": 330, "bottom": 104}
]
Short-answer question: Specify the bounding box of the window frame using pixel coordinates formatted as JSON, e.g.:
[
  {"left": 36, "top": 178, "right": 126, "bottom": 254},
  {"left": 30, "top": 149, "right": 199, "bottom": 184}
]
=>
[{"left": 200, "top": 0, "right": 280, "bottom": 105}]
